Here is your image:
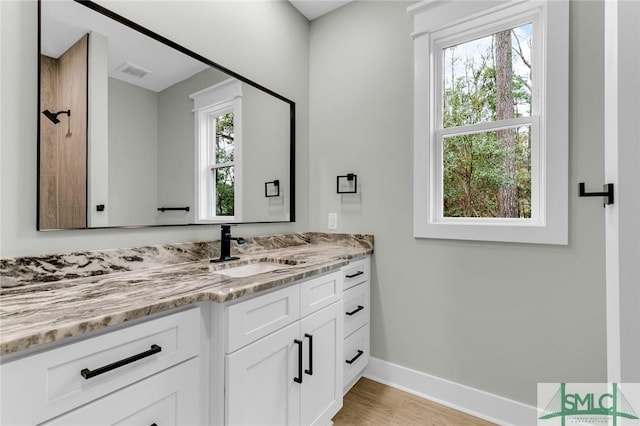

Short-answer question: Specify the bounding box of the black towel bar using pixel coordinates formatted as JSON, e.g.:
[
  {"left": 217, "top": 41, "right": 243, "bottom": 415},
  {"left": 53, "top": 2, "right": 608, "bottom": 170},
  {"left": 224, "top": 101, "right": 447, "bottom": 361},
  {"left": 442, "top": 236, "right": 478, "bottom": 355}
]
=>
[{"left": 157, "top": 207, "right": 190, "bottom": 212}]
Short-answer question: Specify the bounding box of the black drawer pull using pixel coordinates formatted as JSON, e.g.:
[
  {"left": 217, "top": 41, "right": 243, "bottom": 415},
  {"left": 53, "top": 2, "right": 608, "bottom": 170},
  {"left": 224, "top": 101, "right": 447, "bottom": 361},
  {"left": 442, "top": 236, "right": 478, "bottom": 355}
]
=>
[
  {"left": 345, "top": 271, "right": 364, "bottom": 279},
  {"left": 346, "top": 305, "right": 364, "bottom": 316},
  {"left": 151, "top": 424, "right": 158, "bottom": 426},
  {"left": 304, "top": 333, "right": 313, "bottom": 376},
  {"left": 80, "top": 344, "right": 162, "bottom": 379},
  {"left": 346, "top": 350, "right": 364, "bottom": 365},
  {"left": 294, "top": 339, "right": 303, "bottom": 383}
]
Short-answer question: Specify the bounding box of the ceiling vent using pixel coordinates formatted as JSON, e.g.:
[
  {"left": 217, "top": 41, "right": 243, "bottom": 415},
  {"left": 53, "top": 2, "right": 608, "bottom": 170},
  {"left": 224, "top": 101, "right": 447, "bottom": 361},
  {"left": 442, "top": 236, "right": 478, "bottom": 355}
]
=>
[{"left": 116, "top": 62, "right": 151, "bottom": 79}]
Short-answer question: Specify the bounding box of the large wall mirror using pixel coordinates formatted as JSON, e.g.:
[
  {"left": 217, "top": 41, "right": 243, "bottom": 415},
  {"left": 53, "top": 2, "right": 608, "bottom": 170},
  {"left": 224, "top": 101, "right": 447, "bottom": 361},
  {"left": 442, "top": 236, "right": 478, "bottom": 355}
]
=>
[{"left": 38, "top": 0, "right": 295, "bottom": 230}]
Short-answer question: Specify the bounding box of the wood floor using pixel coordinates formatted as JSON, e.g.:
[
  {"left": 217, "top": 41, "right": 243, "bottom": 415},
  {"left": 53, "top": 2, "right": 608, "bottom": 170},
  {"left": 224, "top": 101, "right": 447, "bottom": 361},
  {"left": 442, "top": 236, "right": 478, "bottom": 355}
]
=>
[{"left": 332, "top": 378, "right": 496, "bottom": 426}]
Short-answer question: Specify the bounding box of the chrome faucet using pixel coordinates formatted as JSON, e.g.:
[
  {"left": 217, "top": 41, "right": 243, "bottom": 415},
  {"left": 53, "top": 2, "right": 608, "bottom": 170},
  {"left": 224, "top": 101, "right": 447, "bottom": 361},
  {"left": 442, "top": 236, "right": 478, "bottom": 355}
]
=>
[{"left": 212, "top": 224, "right": 245, "bottom": 262}]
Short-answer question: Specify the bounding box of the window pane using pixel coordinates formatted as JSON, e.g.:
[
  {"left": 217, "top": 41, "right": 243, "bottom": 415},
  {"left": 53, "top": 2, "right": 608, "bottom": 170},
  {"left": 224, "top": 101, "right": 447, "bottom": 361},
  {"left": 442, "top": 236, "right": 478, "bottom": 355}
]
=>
[
  {"left": 212, "top": 165, "right": 234, "bottom": 216},
  {"left": 443, "top": 126, "right": 531, "bottom": 218},
  {"left": 442, "top": 23, "right": 532, "bottom": 128},
  {"left": 214, "top": 112, "right": 234, "bottom": 164}
]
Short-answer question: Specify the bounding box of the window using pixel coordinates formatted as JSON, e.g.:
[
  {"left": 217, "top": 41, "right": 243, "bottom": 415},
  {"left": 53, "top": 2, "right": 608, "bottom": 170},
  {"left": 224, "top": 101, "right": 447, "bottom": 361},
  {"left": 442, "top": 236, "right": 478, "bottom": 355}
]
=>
[
  {"left": 409, "top": 0, "right": 569, "bottom": 244},
  {"left": 439, "top": 23, "right": 534, "bottom": 219},
  {"left": 191, "top": 80, "right": 243, "bottom": 222},
  {"left": 210, "top": 109, "right": 235, "bottom": 217}
]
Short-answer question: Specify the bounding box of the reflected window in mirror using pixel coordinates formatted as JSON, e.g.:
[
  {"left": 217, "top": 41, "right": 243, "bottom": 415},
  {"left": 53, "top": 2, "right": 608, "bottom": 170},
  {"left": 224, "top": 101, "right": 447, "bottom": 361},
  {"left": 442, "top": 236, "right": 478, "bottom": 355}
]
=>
[
  {"left": 192, "top": 79, "right": 243, "bottom": 222},
  {"left": 213, "top": 112, "right": 235, "bottom": 216}
]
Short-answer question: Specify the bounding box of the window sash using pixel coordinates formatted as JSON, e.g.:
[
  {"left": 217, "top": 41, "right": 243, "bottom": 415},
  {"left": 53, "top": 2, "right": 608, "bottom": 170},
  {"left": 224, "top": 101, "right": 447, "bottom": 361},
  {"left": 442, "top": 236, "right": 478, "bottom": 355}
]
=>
[
  {"left": 210, "top": 166, "right": 235, "bottom": 217},
  {"left": 433, "top": 12, "right": 541, "bottom": 132},
  {"left": 436, "top": 116, "right": 536, "bottom": 139},
  {"left": 433, "top": 116, "right": 541, "bottom": 223},
  {"left": 206, "top": 108, "right": 234, "bottom": 165},
  {"left": 210, "top": 161, "right": 234, "bottom": 170}
]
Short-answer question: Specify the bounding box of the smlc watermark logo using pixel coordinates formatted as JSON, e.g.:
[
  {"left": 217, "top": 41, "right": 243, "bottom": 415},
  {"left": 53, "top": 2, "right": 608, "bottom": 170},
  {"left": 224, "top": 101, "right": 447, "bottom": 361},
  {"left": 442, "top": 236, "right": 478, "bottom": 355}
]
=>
[{"left": 538, "top": 383, "right": 640, "bottom": 425}]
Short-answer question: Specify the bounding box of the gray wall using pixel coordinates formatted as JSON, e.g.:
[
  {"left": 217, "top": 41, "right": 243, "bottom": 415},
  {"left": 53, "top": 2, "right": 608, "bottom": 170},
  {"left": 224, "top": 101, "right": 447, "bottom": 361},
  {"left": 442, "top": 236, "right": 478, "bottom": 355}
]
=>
[
  {"left": 309, "top": 1, "right": 607, "bottom": 405},
  {"left": 108, "top": 78, "right": 159, "bottom": 226},
  {"left": 617, "top": 0, "right": 640, "bottom": 383},
  {"left": 0, "top": 0, "right": 309, "bottom": 256}
]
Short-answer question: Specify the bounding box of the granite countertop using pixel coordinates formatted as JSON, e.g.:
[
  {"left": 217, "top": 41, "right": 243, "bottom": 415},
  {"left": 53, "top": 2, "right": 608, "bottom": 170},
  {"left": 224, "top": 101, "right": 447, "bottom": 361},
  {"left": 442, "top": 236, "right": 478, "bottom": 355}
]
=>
[{"left": 0, "top": 233, "right": 373, "bottom": 357}]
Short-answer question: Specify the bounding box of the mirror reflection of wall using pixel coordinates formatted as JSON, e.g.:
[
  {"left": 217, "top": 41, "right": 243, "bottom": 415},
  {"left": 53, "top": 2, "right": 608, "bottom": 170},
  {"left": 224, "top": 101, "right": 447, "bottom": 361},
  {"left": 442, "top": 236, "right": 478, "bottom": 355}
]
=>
[
  {"left": 157, "top": 68, "right": 233, "bottom": 226},
  {"left": 87, "top": 31, "right": 109, "bottom": 228},
  {"left": 103, "top": 64, "right": 227, "bottom": 227},
  {"left": 103, "top": 59, "right": 291, "bottom": 227},
  {"left": 242, "top": 86, "right": 290, "bottom": 221},
  {"left": 38, "top": 0, "right": 295, "bottom": 230},
  {"left": 99, "top": 33, "right": 215, "bottom": 227},
  {"left": 191, "top": 78, "right": 291, "bottom": 224}
]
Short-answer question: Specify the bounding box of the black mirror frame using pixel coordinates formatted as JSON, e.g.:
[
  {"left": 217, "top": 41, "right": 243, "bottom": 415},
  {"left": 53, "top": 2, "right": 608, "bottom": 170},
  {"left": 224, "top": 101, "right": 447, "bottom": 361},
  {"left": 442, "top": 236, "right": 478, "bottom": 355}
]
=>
[{"left": 37, "top": 0, "right": 295, "bottom": 230}]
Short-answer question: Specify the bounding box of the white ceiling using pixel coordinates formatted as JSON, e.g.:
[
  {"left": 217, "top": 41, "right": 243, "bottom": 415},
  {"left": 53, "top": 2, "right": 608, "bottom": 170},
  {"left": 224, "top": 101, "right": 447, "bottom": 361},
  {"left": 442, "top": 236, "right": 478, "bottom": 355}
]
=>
[
  {"left": 41, "top": 0, "right": 352, "bottom": 92},
  {"left": 288, "top": 0, "right": 353, "bottom": 20},
  {"left": 41, "top": 0, "right": 209, "bottom": 93}
]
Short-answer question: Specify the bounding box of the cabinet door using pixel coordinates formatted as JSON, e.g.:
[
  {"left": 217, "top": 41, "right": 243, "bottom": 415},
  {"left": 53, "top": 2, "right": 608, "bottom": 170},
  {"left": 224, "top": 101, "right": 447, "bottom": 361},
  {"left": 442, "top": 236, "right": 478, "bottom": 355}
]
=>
[
  {"left": 300, "top": 302, "right": 343, "bottom": 426},
  {"left": 42, "top": 358, "right": 199, "bottom": 426},
  {"left": 226, "top": 322, "right": 301, "bottom": 426}
]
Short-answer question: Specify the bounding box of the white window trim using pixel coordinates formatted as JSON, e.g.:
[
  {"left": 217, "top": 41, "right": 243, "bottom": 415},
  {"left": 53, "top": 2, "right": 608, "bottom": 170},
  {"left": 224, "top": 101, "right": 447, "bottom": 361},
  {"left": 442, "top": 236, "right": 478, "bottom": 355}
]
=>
[
  {"left": 409, "top": 0, "right": 569, "bottom": 244},
  {"left": 191, "top": 79, "right": 243, "bottom": 223}
]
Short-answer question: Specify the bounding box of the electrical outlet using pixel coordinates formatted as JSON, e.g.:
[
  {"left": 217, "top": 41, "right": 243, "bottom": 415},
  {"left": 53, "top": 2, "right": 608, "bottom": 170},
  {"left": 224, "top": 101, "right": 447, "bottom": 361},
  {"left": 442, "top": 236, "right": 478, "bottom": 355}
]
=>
[{"left": 328, "top": 213, "right": 337, "bottom": 229}]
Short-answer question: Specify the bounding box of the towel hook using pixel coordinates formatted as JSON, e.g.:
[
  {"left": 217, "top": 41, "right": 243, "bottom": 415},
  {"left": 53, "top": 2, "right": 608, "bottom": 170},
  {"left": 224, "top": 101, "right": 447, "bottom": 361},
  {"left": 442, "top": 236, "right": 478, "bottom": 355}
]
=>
[{"left": 578, "top": 182, "right": 614, "bottom": 206}]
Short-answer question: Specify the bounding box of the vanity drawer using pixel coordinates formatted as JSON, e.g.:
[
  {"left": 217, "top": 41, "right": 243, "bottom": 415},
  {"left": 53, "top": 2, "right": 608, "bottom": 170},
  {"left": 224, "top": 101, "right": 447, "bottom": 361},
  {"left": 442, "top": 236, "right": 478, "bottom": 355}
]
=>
[
  {"left": 299, "top": 271, "right": 343, "bottom": 318},
  {"left": 42, "top": 358, "right": 199, "bottom": 425},
  {"left": 343, "top": 323, "right": 370, "bottom": 390},
  {"left": 226, "top": 284, "right": 300, "bottom": 353},
  {"left": 342, "top": 257, "right": 370, "bottom": 290},
  {"left": 343, "top": 281, "right": 369, "bottom": 338},
  {"left": 0, "top": 307, "right": 200, "bottom": 426}
]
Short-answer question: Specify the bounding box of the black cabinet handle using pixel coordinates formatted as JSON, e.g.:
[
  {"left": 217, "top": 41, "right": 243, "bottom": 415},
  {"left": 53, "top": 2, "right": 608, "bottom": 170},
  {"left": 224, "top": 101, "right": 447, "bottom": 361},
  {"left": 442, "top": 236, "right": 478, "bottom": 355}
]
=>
[
  {"left": 304, "top": 333, "right": 313, "bottom": 376},
  {"left": 346, "top": 305, "right": 364, "bottom": 316},
  {"left": 150, "top": 424, "right": 158, "bottom": 426},
  {"left": 345, "top": 271, "right": 364, "bottom": 279},
  {"left": 346, "top": 350, "right": 364, "bottom": 365},
  {"left": 294, "top": 339, "right": 303, "bottom": 383},
  {"left": 80, "top": 344, "right": 162, "bottom": 380}
]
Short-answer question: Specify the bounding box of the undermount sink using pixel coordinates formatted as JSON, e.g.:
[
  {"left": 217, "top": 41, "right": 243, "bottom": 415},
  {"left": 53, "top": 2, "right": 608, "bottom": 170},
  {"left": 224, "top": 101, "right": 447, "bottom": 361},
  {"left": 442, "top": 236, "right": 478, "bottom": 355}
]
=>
[{"left": 213, "top": 260, "right": 297, "bottom": 278}]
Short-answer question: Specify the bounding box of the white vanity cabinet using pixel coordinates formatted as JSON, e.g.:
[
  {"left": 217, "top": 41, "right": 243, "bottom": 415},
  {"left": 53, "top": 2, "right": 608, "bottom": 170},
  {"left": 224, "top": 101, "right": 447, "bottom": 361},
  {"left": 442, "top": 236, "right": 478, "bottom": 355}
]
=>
[
  {"left": 0, "top": 307, "right": 201, "bottom": 426},
  {"left": 222, "top": 271, "right": 344, "bottom": 426},
  {"left": 341, "top": 257, "right": 371, "bottom": 393},
  {"left": 1, "top": 255, "right": 371, "bottom": 426}
]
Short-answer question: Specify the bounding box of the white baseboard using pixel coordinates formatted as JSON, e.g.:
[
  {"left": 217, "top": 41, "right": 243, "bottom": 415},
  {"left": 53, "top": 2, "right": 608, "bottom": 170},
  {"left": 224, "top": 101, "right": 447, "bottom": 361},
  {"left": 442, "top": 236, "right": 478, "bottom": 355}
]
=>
[{"left": 363, "top": 357, "right": 537, "bottom": 426}]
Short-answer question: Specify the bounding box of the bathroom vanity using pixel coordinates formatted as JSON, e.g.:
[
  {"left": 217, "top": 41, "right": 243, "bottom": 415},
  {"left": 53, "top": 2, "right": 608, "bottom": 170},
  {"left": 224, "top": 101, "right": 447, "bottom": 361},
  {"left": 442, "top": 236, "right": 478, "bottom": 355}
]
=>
[
  {"left": 6, "top": 2, "right": 377, "bottom": 423},
  {"left": 0, "top": 233, "right": 372, "bottom": 425}
]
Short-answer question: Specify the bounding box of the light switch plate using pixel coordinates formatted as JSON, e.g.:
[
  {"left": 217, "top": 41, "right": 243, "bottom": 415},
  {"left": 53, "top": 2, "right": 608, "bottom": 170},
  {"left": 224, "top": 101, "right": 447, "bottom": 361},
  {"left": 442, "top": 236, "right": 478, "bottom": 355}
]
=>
[{"left": 328, "top": 212, "right": 337, "bottom": 229}]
